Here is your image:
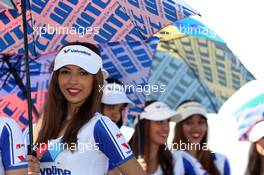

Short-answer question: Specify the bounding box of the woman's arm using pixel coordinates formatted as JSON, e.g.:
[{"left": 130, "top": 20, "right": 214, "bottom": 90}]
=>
[
  {"left": 108, "top": 158, "right": 146, "bottom": 175},
  {"left": 5, "top": 168, "right": 27, "bottom": 175},
  {"left": 118, "top": 157, "right": 146, "bottom": 175},
  {"left": 107, "top": 168, "right": 121, "bottom": 175}
]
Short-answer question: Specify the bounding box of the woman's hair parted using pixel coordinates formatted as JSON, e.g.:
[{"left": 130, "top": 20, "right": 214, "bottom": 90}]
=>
[
  {"left": 173, "top": 99, "right": 220, "bottom": 175},
  {"left": 36, "top": 42, "right": 104, "bottom": 150},
  {"left": 245, "top": 142, "right": 263, "bottom": 175},
  {"left": 129, "top": 100, "right": 174, "bottom": 175}
]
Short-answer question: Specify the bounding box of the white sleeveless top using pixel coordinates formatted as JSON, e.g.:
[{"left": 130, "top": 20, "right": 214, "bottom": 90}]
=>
[
  {"left": 37, "top": 113, "right": 134, "bottom": 175},
  {"left": 153, "top": 150, "right": 208, "bottom": 175}
]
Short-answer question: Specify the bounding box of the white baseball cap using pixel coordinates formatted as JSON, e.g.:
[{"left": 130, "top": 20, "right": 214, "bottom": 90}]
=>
[
  {"left": 53, "top": 45, "right": 108, "bottom": 78},
  {"left": 249, "top": 120, "right": 264, "bottom": 142},
  {"left": 175, "top": 101, "right": 207, "bottom": 123},
  {"left": 101, "top": 83, "right": 134, "bottom": 107},
  {"left": 140, "top": 101, "right": 180, "bottom": 121}
]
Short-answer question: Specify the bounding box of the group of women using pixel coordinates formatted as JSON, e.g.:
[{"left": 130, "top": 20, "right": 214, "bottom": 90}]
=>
[{"left": 1, "top": 42, "right": 263, "bottom": 175}]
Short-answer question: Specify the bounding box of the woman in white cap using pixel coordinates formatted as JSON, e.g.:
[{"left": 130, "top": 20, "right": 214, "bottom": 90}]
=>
[
  {"left": 173, "top": 100, "right": 230, "bottom": 175},
  {"left": 0, "top": 117, "right": 27, "bottom": 175},
  {"left": 101, "top": 78, "right": 134, "bottom": 175},
  {"left": 245, "top": 120, "right": 264, "bottom": 175},
  {"left": 27, "top": 42, "right": 145, "bottom": 175},
  {"left": 129, "top": 101, "right": 206, "bottom": 175},
  {"left": 101, "top": 78, "right": 134, "bottom": 128}
]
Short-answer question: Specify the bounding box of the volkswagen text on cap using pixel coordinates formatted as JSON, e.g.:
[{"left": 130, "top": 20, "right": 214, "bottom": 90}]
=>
[
  {"left": 140, "top": 101, "right": 180, "bottom": 121},
  {"left": 54, "top": 45, "right": 103, "bottom": 74},
  {"left": 101, "top": 83, "right": 134, "bottom": 107},
  {"left": 249, "top": 120, "right": 264, "bottom": 142},
  {"left": 175, "top": 101, "right": 207, "bottom": 123}
]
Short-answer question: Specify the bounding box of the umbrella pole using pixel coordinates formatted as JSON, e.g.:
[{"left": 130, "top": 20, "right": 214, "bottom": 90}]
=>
[
  {"left": 21, "top": 0, "right": 35, "bottom": 156},
  {"left": 136, "top": 115, "right": 143, "bottom": 159}
]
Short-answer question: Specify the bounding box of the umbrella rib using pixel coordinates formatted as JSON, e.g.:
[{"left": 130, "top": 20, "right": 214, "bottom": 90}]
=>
[
  {"left": 162, "top": 41, "right": 219, "bottom": 112},
  {"left": 0, "top": 71, "right": 12, "bottom": 90},
  {"left": 2, "top": 55, "right": 40, "bottom": 116},
  {"left": 117, "top": 1, "right": 147, "bottom": 41},
  {"left": 10, "top": 0, "right": 18, "bottom": 10}
]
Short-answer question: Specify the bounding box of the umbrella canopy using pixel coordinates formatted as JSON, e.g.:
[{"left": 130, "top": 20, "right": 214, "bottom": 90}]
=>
[
  {"left": 0, "top": 38, "right": 159, "bottom": 129},
  {"left": 0, "top": 0, "right": 198, "bottom": 55},
  {"left": 147, "top": 17, "right": 255, "bottom": 112},
  {"left": 0, "top": 0, "right": 197, "bottom": 153}
]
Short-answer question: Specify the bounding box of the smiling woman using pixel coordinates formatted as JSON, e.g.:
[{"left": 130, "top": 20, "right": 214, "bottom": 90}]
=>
[
  {"left": 27, "top": 42, "right": 145, "bottom": 175},
  {"left": 129, "top": 101, "right": 207, "bottom": 175},
  {"left": 173, "top": 100, "right": 230, "bottom": 175},
  {"left": 58, "top": 66, "right": 94, "bottom": 115}
]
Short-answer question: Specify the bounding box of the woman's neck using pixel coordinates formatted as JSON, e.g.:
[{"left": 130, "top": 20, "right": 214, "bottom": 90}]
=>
[
  {"left": 147, "top": 143, "right": 160, "bottom": 174},
  {"left": 187, "top": 148, "right": 197, "bottom": 157},
  {"left": 57, "top": 103, "right": 78, "bottom": 136},
  {"left": 67, "top": 103, "right": 78, "bottom": 118}
]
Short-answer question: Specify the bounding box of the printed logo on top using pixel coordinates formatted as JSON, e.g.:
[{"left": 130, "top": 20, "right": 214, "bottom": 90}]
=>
[
  {"left": 115, "top": 133, "right": 123, "bottom": 139},
  {"left": 40, "top": 166, "right": 71, "bottom": 175},
  {"left": 111, "top": 128, "right": 132, "bottom": 155},
  {"left": 16, "top": 143, "right": 26, "bottom": 161},
  {"left": 16, "top": 143, "right": 25, "bottom": 149},
  {"left": 63, "top": 48, "right": 91, "bottom": 56}
]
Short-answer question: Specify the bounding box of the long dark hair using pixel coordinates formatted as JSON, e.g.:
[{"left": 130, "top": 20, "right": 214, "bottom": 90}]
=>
[
  {"left": 173, "top": 100, "right": 220, "bottom": 175},
  {"left": 245, "top": 142, "right": 263, "bottom": 175},
  {"left": 129, "top": 101, "right": 174, "bottom": 175},
  {"left": 37, "top": 42, "right": 104, "bottom": 149}
]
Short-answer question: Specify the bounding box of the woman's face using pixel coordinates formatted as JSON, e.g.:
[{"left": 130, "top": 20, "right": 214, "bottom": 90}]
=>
[
  {"left": 182, "top": 115, "right": 208, "bottom": 144},
  {"left": 58, "top": 65, "right": 94, "bottom": 108},
  {"left": 103, "top": 104, "right": 126, "bottom": 123},
  {"left": 149, "top": 119, "right": 170, "bottom": 145},
  {"left": 256, "top": 137, "right": 264, "bottom": 157}
]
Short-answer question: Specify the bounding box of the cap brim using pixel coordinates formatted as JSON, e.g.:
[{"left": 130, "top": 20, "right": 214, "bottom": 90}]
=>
[
  {"left": 54, "top": 57, "right": 100, "bottom": 74},
  {"left": 141, "top": 109, "right": 180, "bottom": 121},
  {"left": 102, "top": 93, "right": 135, "bottom": 107},
  {"left": 175, "top": 108, "right": 207, "bottom": 123}
]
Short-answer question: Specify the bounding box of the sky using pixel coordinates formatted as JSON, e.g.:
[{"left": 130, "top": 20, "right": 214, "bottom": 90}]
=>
[{"left": 183, "top": 0, "right": 264, "bottom": 174}]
